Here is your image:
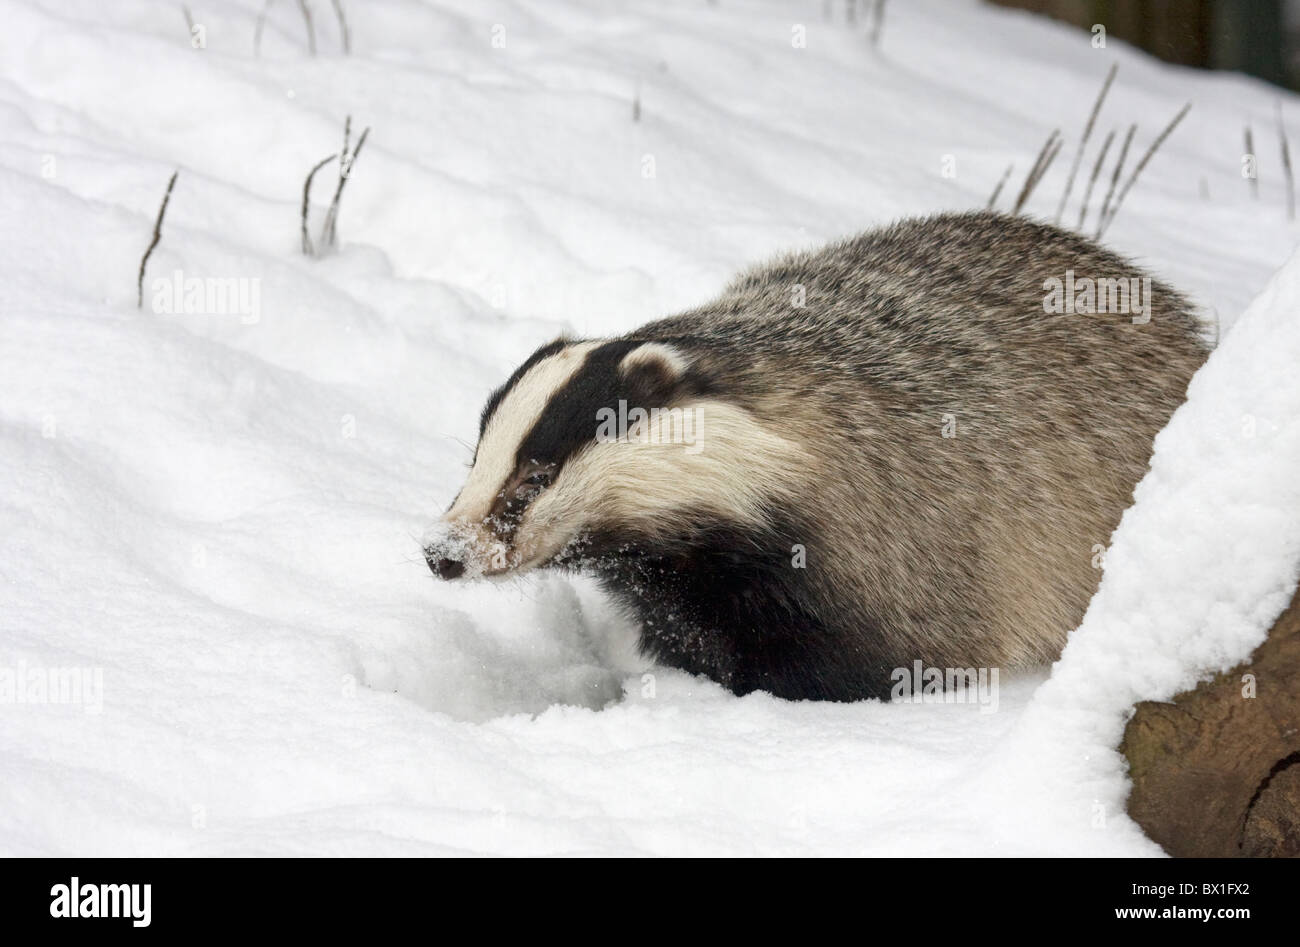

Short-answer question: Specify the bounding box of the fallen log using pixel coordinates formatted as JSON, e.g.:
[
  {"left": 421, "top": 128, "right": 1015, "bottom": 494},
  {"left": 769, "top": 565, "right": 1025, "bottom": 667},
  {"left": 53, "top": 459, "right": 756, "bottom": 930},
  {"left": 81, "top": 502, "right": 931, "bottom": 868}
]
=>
[{"left": 1121, "top": 583, "right": 1300, "bottom": 857}]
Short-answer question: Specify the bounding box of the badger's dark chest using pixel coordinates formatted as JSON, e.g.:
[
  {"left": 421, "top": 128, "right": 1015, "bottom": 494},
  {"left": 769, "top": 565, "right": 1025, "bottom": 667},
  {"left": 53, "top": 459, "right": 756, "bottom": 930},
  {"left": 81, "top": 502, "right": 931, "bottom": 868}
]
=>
[{"left": 591, "top": 538, "right": 894, "bottom": 702}]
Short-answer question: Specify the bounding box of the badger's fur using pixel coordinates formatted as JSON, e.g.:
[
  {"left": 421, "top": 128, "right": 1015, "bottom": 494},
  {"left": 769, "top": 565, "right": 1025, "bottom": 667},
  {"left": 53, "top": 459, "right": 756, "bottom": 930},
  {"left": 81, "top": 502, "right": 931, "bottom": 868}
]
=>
[{"left": 425, "top": 212, "right": 1208, "bottom": 701}]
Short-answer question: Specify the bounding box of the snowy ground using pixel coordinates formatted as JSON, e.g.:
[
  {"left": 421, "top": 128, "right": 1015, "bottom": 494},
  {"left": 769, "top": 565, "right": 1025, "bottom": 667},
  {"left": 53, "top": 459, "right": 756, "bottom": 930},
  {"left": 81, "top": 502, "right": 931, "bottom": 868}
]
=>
[{"left": 1, "top": 0, "right": 1298, "bottom": 856}]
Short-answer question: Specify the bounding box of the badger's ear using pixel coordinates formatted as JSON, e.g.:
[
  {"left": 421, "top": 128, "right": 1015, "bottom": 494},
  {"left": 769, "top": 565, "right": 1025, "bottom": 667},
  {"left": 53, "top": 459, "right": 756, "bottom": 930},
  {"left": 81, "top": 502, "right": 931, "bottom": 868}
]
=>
[{"left": 617, "top": 343, "right": 691, "bottom": 399}]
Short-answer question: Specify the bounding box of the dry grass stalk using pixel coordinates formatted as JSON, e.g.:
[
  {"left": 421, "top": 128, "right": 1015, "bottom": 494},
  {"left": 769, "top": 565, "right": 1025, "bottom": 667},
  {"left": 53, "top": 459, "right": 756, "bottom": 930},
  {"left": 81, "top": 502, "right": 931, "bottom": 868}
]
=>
[
  {"left": 1055, "top": 63, "right": 1117, "bottom": 225},
  {"left": 138, "top": 170, "right": 179, "bottom": 309}
]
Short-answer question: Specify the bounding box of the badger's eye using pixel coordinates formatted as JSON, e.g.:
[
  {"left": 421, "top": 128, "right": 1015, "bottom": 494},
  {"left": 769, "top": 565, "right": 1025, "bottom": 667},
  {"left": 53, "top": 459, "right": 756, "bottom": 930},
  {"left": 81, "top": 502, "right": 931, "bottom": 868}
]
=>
[{"left": 516, "top": 465, "right": 555, "bottom": 495}]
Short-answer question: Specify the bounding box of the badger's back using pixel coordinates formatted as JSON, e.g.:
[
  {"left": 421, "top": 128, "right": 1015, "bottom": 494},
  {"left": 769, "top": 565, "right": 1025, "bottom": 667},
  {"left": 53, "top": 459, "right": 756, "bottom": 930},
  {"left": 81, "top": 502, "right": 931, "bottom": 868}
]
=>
[{"left": 614, "top": 212, "right": 1207, "bottom": 697}]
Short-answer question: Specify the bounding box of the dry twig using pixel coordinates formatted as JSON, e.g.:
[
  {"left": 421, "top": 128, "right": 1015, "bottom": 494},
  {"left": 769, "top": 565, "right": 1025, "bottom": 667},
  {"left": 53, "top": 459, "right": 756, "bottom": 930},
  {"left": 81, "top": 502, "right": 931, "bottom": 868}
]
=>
[
  {"left": 301, "top": 154, "right": 336, "bottom": 255},
  {"left": 1077, "top": 128, "right": 1115, "bottom": 231},
  {"left": 138, "top": 171, "right": 179, "bottom": 309},
  {"left": 296, "top": 0, "right": 316, "bottom": 55},
  {"left": 321, "top": 123, "right": 369, "bottom": 250},
  {"left": 1056, "top": 64, "right": 1117, "bottom": 225},
  {"left": 1096, "top": 123, "right": 1135, "bottom": 239},
  {"left": 1012, "top": 129, "right": 1060, "bottom": 215},
  {"left": 330, "top": 0, "right": 350, "bottom": 54},
  {"left": 986, "top": 162, "right": 1013, "bottom": 211},
  {"left": 1278, "top": 102, "right": 1294, "bottom": 221},
  {"left": 1099, "top": 103, "right": 1190, "bottom": 237}
]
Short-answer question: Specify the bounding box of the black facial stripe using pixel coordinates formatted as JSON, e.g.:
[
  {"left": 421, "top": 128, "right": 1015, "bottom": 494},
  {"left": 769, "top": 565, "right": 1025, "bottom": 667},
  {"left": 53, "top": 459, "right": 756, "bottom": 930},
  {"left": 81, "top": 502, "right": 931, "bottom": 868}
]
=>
[
  {"left": 513, "top": 339, "right": 646, "bottom": 474},
  {"left": 487, "top": 485, "right": 533, "bottom": 546},
  {"left": 481, "top": 463, "right": 554, "bottom": 538},
  {"left": 478, "top": 337, "right": 570, "bottom": 440},
  {"left": 479, "top": 338, "right": 703, "bottom": 537}
]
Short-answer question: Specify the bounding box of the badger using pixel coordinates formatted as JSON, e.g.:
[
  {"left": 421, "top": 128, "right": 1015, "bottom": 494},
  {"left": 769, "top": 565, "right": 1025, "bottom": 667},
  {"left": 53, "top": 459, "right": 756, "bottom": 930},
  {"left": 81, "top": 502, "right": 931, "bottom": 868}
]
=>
[{"left": 424, "top": 211, "right": 1208, "bottom": 701}]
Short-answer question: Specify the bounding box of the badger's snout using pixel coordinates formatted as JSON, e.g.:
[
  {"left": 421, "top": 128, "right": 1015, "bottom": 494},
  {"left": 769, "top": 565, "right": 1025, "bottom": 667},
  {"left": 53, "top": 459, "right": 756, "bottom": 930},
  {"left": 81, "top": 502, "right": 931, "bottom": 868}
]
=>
[
  {"left": 422, "top": 524, "right": 479, "bottom": 580},
  {"left": 426, "top": 552, "right": 466, "bottom": 580},
  {"left": 421, "top": 518, "right": 513, "bottom": 580}
]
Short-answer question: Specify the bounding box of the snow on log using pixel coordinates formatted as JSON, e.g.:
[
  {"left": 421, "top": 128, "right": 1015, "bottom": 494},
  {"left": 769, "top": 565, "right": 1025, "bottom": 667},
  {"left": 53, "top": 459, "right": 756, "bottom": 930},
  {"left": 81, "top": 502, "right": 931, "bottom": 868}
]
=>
[{"left": 1122, "top": 584, "right": 1300, "bottom": 857}]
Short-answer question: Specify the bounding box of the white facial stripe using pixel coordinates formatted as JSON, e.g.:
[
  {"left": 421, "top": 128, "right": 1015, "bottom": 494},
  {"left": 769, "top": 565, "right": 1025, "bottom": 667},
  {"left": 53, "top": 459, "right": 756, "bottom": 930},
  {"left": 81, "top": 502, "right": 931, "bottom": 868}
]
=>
[
  {"left": 447, "top": 341, "right": 600, "bottom": 524},
  {"left": 511, "top": 400, "right": 811, "bottom": 569}
]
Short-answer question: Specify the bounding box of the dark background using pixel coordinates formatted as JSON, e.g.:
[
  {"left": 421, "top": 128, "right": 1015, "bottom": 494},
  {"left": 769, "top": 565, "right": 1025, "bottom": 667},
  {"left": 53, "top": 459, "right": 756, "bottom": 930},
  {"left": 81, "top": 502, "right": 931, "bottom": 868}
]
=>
[{"left": 991, "top": 0, "right": 1294, "bottom": 89}]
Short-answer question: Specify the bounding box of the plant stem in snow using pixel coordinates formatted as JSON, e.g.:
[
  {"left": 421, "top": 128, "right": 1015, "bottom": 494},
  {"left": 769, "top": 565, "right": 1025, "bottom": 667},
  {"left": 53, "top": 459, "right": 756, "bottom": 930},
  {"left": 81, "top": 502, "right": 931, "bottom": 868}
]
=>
[
  {"left": 1077, "top": 128, "right": 1114, "bottom": 232},
  {"left": 1096, "top": 123, "right": 1135, "bottom": 239},
  {"left": 296, "top": 0, "right": 316, "bottom": 55},
  {"left": 1055, "top": 63, "right": 1116, "bottom": 225},
  {"left": 1278, "top": 102, "right": 1295, "bottom": 221},
  {"left": 301, "top": 154, "right": 336, "bottom": 256},
  {"left": 330, "top": 0, "right": 350, "bottom": 54},
  {"left": 321, "top": 118, "right": 370, "bottom": 251},
  {"left": 1013, "top": 129, "right": 1060, "bottom": 215},
  {"left": 138, "top": 170, "right": 179, "bottom": 309},
  {"left": 1099, "top": 102, "right": 1191, "bottom": 237},
  {"left": 986, "top": 162, "right": 1013, "bottom": 211}
]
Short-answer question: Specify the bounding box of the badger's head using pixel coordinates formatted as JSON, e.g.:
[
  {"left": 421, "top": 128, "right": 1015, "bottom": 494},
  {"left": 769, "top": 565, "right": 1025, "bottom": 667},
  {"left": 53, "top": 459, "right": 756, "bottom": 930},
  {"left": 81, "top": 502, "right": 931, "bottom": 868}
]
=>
[{"left": 423, "top": 336, "right": 804, "bottom": 581}]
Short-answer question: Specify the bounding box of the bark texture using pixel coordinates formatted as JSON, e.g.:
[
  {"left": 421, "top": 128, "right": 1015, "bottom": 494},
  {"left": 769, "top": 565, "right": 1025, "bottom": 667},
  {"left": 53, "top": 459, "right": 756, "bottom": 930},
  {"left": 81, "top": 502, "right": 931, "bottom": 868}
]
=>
[{"left": 1121, "top": 583, "right": 1300, "bottom": 857}]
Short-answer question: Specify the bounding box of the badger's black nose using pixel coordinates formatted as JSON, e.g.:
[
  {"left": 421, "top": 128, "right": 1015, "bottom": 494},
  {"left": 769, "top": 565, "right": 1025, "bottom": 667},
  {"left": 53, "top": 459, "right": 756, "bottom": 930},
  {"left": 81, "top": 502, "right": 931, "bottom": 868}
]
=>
[{"left": 427, "top": 555, "right": 465, "bottom": 580}]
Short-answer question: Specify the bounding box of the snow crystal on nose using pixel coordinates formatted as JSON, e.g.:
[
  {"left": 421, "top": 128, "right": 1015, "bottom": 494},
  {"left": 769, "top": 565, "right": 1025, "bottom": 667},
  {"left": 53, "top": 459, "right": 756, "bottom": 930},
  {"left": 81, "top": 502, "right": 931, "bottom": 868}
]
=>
[
  {"left": 421, "top": 519, "right": 501, "bottom": 580},
  {"left": 420, "top": 518, "right": 462, "bottom": 558}
]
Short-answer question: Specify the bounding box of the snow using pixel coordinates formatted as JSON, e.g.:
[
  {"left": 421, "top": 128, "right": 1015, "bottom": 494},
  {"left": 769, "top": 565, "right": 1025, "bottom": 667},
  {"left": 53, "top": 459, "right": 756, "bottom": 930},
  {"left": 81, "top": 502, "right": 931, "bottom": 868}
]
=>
[{"left": 1, "top": 0, "right": 1298, "bottom": 856}]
